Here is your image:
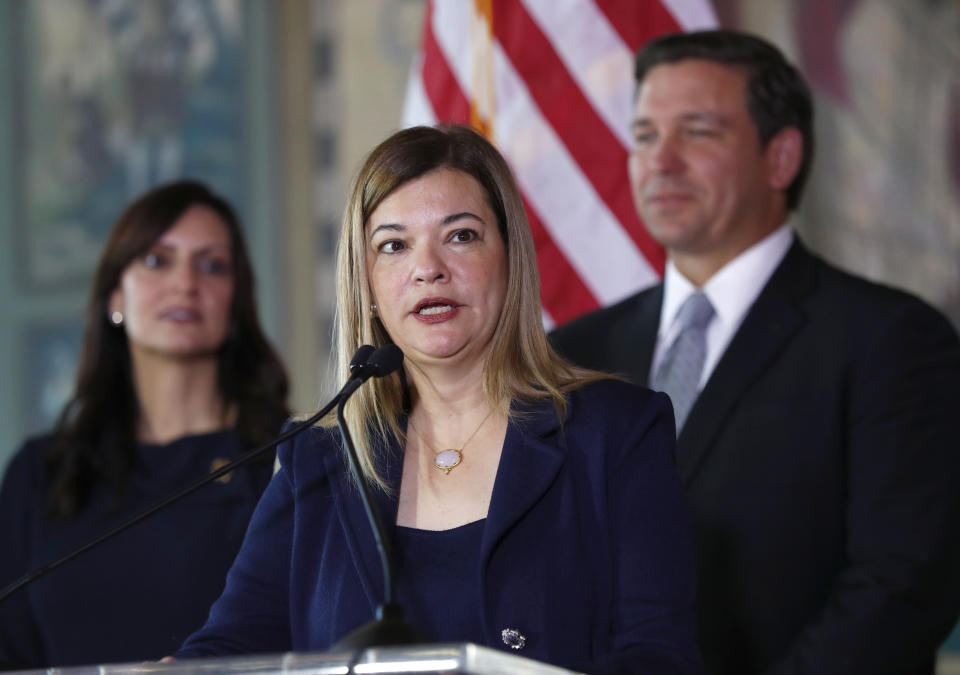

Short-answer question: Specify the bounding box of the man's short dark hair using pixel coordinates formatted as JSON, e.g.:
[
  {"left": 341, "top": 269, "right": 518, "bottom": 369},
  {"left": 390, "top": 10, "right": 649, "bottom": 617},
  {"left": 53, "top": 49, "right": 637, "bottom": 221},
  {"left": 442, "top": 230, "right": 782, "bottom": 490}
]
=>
[{"left": 635, "top": 29, "right": 814, "bottom": 211}]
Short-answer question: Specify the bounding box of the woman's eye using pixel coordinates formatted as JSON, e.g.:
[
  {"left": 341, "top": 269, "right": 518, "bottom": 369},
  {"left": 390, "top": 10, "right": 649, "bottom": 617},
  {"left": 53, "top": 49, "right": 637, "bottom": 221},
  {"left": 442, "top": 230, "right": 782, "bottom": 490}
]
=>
[
  {"left": 197, "top": 257, "right": 232, "bottom": 276},
  {"left": 451, "top": 229, "right": 478, "bottom": 243},
  {"left": 142, "top": 252, "right": 167, "bottom": 269},
  {"left": 377, "top": 240, "right": 405, "bottom": 254}
]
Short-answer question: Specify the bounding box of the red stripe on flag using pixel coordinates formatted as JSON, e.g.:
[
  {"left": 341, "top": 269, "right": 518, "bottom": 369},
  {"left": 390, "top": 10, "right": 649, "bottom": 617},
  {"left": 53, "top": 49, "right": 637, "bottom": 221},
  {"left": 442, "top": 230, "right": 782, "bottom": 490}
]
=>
[
  {"left": 525, "top": 196, "right": 600, "bottom": 324},
  {"left": 415, "top": 3, "right": 598, "bottom": 322},
  {"left": 593, "top": 0, "right": 682, "bottom": 52},
  {"left": 420, "top": 3, "right": 471, "bottom": 124},
  {"left": 491, "top": 0, "right": 665, "bottom": 275}
]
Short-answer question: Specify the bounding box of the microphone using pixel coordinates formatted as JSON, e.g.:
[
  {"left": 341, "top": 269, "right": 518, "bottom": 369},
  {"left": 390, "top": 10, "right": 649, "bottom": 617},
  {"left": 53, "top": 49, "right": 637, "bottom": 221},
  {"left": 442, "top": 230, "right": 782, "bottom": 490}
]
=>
[
  {"left": 0, "top": 345, "right": 384, "bottom": 605},
  {"left": 349, "top": 344, "right": 376, "bottom": 378},
  {"left": 330, "top": 343, "right": 424, "bottom": 650},
  {"left": 363, "top": 343, "right": 404, "bottom": 378}
]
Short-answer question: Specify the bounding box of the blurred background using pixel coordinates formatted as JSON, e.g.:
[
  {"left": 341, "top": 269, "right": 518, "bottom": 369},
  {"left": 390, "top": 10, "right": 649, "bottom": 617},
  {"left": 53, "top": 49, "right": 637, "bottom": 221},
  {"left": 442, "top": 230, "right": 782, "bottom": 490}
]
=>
[{"left": 0, "top": 0, "right": 958, "bottom": 664}]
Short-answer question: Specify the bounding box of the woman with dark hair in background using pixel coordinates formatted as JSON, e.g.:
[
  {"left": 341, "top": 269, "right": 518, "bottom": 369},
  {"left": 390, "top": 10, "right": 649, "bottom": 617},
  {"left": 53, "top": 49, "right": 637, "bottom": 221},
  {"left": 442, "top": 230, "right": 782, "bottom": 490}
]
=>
[
  {"left": 176, "top": 126, "right": 700, "bottom": 674},
  {"left": 0, "top": 180, "right": 289, "bottom": 667}
]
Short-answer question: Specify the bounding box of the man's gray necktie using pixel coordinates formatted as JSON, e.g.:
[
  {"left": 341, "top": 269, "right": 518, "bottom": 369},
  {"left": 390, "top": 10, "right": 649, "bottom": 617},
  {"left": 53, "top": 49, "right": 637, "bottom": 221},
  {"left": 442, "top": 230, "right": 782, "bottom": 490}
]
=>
[{"left": 651, "top": 291, "right": 715, "bottom": 433}]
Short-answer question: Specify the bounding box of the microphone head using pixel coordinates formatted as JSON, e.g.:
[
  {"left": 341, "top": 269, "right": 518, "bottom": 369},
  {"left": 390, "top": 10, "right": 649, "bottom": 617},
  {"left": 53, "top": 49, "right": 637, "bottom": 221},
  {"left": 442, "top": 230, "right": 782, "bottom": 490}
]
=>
[
  {"left": 365, "top": 344, "right": 404, "bottom": 378},
  {"left": 349, "top": 345, "right": 376, "bottom": 377}
]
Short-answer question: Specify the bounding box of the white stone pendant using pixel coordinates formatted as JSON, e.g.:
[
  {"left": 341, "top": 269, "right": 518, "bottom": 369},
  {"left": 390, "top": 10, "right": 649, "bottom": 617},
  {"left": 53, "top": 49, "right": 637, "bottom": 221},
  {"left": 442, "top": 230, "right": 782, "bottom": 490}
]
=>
[{"left": 434, "top": 448, "right": 463, "bottom": 474}]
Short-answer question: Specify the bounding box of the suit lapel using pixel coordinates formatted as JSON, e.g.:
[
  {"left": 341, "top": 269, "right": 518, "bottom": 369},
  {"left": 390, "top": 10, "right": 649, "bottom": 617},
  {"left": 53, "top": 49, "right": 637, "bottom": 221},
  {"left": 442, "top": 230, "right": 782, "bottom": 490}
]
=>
[
  {"left": 676, "top": 242, "right": 817, "bottom": 483},
  {"left": 326, "top": 403, "right": 568, "bottom": 609},
  {"left": 327, "top": 403, "right": 566, "bottom": 616},
  {"left": 325, "top": 437, "right": 403, "bottom": 610},
  {"left": 633, "top": 285, "right": 663, "bottom": 386},
  {"left": 481, "top": 399, "right": 565, "bottom": 563}
]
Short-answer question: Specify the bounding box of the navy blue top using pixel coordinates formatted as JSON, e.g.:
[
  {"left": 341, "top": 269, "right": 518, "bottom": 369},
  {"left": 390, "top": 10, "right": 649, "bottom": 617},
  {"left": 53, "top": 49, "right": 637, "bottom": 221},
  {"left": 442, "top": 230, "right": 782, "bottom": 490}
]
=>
[
  {"left": 0, "top": 430, "right": 275, "bottom": 668},
  {"left": 395, "top": 519, "right": 485, "bottom": 643}
]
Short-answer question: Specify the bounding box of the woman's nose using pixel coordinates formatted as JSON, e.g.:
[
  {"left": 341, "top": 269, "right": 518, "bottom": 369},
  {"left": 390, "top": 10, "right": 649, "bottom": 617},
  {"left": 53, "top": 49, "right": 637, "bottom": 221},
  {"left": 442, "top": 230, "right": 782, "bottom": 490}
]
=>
[
  {"left": 171, "top": 259, "right": 200, "bottom": 291},
  {"left": 412, "top": 243, "right": 448, "bottom": 283}
]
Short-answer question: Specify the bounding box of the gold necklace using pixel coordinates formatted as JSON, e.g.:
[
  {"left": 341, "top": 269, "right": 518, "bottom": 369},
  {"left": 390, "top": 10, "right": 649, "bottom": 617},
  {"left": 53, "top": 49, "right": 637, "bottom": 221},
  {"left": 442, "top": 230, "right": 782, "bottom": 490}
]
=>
[{"left": 409, "top": 409, "right": 495, "bottom": 475}]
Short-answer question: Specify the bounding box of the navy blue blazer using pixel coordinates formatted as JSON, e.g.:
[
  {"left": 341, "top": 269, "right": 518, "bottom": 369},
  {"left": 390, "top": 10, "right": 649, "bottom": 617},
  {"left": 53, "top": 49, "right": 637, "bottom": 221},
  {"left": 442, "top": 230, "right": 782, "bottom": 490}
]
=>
[{"left": 178, "top": 380, "right": 702, "bottom": 674}]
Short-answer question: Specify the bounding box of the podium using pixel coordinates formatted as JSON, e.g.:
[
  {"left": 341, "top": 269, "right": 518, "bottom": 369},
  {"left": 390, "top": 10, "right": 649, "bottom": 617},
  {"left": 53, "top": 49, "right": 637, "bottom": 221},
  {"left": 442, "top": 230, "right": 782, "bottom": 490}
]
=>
[{"left": 11, "top": 644, "right": 582, "bottom": 675}]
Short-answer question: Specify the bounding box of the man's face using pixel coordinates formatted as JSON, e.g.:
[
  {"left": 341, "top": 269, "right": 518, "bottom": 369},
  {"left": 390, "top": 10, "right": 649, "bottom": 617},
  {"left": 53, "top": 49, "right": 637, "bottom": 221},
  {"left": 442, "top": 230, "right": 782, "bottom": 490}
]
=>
[{"left": 628, "top": 59, "right": 788, "bottom": 275}]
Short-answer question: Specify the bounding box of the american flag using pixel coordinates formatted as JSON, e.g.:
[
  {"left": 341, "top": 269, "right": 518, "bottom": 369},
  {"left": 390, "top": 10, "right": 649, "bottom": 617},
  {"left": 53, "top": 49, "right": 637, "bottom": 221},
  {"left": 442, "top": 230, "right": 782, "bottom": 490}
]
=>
[{"left": 402, "top": 0, "right": 718, "bottom": 328}]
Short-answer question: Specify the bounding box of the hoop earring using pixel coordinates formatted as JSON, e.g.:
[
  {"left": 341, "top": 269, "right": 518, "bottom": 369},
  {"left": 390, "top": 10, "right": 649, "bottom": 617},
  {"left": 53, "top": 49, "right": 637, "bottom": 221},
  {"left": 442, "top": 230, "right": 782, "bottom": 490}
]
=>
[{"left": 110, "top": 311, "right": 124, "bottom": 327}]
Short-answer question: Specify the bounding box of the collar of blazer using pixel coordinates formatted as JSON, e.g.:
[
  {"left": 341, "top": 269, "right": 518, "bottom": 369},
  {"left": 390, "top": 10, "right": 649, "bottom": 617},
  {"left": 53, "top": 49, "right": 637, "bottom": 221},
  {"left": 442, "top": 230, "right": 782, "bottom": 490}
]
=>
[
  {"left": 673, "top": 239, "right": 819, "bottom": 483},
  {"left": 323, "top": 394, "right": 568, "bottom": 610}
]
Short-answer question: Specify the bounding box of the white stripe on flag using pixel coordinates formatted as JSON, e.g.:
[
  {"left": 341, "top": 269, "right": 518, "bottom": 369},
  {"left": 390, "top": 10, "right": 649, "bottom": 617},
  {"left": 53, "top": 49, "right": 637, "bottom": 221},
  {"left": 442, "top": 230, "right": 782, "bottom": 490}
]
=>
[
  {"left": 431, "top": 1, "right": 472, "bottom": 87},
  {"left": 492, "top": 47, "right": 658, "bottom": 304},
  {"left": 522, "top": 0, "right": 636, "bottom": 150},
  {"left": 402, "top": 51, "right": 436, "bottom": 127},
  {"left": 541, "top": 307, "right": 556, "bottom": 332},
  {"left": 663, "top": 0, "right": 719, "bottom": 30}
]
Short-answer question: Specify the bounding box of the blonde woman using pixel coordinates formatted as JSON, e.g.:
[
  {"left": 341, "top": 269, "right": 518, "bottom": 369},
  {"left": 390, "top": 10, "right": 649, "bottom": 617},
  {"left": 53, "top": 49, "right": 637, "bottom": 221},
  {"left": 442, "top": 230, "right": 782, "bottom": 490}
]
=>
[{"left": 177, "top": 126, "right": 699, "bottom": 674}]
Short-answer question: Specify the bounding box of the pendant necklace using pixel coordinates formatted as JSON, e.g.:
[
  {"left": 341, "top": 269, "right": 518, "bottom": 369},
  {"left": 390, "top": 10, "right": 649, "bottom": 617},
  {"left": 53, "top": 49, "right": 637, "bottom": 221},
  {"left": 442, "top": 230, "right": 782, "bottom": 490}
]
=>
[{"left": 409, "top": 408, "right": 495, "bottom": 475}]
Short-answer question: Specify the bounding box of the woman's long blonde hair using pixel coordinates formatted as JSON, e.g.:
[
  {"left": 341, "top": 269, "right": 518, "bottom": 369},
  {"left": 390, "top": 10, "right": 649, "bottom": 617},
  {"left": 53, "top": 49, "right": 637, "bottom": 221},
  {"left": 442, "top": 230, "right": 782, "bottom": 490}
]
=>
[{"left": 331, "top": 125, "right": 605, "bottom": 490}]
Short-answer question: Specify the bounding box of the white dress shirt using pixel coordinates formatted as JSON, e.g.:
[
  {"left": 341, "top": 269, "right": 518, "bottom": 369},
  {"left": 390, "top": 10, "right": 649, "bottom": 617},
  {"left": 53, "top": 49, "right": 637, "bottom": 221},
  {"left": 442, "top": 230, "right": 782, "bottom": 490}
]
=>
[{"left": 650, "top": 224, "right": 794, "bottom": 389}]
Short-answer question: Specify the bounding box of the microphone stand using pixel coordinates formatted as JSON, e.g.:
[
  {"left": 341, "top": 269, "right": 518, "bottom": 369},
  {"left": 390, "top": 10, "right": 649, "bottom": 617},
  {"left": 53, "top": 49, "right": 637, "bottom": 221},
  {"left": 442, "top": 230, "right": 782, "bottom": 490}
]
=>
[
  {"left": 0, "top": 346, "right": 376, "bottom": 605},
  {"left": 330, "top": 345, "right": 423, "bottom": 650}
]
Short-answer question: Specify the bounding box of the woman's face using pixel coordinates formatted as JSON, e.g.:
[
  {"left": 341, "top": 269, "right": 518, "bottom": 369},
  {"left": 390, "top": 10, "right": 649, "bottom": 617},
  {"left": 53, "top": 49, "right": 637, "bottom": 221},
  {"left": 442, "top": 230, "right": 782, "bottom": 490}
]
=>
[
  {"left": 110, "top": 205, "right": 235, "bottom": 363},
  {"left": 365, "top": 168, "right": 508, "bottom": 371}
]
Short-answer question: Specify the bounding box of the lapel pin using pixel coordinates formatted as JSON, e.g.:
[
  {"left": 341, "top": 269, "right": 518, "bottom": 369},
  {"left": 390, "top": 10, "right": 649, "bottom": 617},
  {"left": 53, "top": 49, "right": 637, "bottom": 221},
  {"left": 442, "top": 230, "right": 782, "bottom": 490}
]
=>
[{"left": 501, "top": 627, "right": 526, "bottom": 650}]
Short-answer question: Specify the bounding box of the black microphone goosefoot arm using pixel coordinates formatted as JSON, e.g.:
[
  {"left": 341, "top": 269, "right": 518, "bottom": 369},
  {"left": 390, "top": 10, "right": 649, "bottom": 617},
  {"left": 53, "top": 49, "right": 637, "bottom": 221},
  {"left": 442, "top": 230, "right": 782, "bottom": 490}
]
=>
[
  {"left": 336, "top": 379, "right": 394, "bottom": 604},
  {"left": 0, "top": 346, "right": 380, "bottom": 605},
  {"left": 330, "top": 343, "right": 424, "bottom": 650},
  {"left": 334, "top": 342, "right": 406, "bottom": 605}
]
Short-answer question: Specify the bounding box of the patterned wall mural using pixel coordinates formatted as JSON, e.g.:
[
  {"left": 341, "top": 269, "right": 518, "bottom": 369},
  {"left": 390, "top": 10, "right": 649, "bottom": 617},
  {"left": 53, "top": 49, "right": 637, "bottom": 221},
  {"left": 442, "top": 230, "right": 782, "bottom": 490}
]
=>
[
  {"left": 720, "top": 0, "right": 960, "bottom": 330},
  {"left": 14, "top": 0, "right": 247, "bottom": 290},
  {"left": 2, "top": 0, "right": 255, "bottom": 452}
]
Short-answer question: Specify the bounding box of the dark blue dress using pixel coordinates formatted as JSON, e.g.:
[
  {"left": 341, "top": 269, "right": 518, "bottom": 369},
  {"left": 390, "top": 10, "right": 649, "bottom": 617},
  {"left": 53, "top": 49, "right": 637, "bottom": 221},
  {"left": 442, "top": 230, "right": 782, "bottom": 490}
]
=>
[
  {"left": 395, "top": 519, "right": 485, "bottom": 643},
  {"left": 0, "top": 430, "right": 274, "bottom": 668}
]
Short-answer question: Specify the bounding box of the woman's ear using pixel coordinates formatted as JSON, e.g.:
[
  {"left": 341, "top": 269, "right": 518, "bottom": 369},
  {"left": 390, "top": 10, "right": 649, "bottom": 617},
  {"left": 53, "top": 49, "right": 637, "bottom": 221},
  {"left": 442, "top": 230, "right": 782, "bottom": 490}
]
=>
[
  {"left": 108, "top": 287, "right": 125, "bottom": 325},
  {"left": 765, "top": 126, "right": 804, "bottom": 192}
]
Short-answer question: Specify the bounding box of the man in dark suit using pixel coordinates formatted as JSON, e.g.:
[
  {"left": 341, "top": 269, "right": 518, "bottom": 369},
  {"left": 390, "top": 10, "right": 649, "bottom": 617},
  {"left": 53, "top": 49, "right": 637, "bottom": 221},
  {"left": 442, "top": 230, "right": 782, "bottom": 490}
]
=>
[{"left": 550, "top": 30, "right": 960, "bottom": 675}]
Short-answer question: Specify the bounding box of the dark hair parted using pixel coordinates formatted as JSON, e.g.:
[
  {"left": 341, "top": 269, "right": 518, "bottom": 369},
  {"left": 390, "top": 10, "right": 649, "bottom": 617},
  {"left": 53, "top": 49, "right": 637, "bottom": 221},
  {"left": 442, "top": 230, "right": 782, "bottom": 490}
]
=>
[
  {"left": 46, "top": 180, "right": 289, "bottom": 516},
  {"left": 634, "top": 29, "right": 814, "bottom": 210}
]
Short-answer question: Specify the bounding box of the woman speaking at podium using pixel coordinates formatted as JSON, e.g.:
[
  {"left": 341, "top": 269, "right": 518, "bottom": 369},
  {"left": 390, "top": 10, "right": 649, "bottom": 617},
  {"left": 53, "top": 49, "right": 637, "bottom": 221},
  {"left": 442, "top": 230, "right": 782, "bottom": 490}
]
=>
[
  {"left": 0, "top": 181, "right": 289, "bottom": 667},
  {"left": 177, "top": 126, "right": 701, "bottom": 674}
]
